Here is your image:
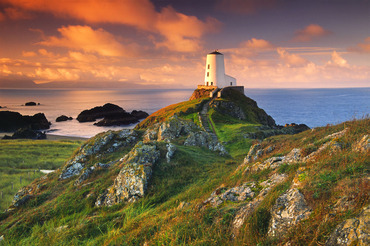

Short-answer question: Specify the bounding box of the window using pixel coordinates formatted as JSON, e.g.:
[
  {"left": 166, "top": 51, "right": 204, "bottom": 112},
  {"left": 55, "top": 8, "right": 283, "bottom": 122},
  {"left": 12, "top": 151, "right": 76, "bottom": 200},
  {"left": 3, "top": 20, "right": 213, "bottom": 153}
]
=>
[
  {"left": 206, "top": 82, "right": 209, "bottom": 86},
  {"left": 207, "top": 72, "right": 209, "bottom": 77},
  {"left": 211, "top": 82, "right": 213, "bottom": 85},
  {"left": 207, "top": 64, "right": 210, "bottom": 69},
  {"left": 230, "top": 82, "right": 232, "bottom": 86}
]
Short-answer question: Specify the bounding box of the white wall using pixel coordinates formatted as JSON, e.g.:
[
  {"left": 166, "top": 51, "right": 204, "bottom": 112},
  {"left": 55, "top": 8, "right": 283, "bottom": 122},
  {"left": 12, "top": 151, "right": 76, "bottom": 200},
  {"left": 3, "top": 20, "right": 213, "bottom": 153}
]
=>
[
  {"left": 204, "top": 52, "right": 237, "bottom": 88},
  {"left": 204, "top": 53, "right": 225, "bottom": 87}
]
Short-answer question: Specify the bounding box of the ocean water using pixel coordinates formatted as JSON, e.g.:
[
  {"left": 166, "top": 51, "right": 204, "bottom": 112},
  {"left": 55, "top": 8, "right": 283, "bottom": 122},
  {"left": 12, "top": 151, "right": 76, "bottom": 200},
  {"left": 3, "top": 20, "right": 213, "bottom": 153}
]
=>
[{"left": 0, "top": 88, "right": 369, "bottom": 138}]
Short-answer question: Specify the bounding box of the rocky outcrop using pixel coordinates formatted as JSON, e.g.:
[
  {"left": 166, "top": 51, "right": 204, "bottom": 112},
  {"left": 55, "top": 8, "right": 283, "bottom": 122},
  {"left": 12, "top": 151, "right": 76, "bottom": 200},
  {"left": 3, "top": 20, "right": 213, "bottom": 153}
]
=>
[
  {"left": 203, "top": 182, "right": 257, "bottom": 207},
  {"left": 210, "top": 100, "right": 246, "bottom": 120},
  {"left": 56, "top": 115, "right": 73, "bottom": 122},
  {"left": 184, "top": 131, "right": 228, "bottom": 155},
  {"left": 166, "top": 143, "right": 176, "bottom": 163},
  {"left": 241, "top": 148, "right": 302, "bottom": 174},
  {"left": 0, "top": 111, "right": 51, "bottom": 132},
  {"left": 268, "top": 188, "right": 312, "bottom": 237},
  {"left": 189, "top": 88, "right": 215, "bottom": 100},
  {"left": 74, "top": 162, "right": 112, "bottom": 186},
  {"left": 326, "top": 205, "right": 369, "bottom": 246},
  {"left": 96, "top": 142, "right": 160, "bottom": 206},
  {"left": 232, "top": 173, "right": 288, "bottom": 234},
  {"left": 354, "top": 135, "right": 369, "bottom": 152},
  {"left": 2, "top": 127, "right": 46, "bottom": 140},
  {"left": 77, "top": 103, "right": 149, "bottom": 126},
  {"left": 143, "top": 115, "right": 227, "bottom": 155},
  {"left": 59, "top": 130, "right": 138, "bottom": 180}
]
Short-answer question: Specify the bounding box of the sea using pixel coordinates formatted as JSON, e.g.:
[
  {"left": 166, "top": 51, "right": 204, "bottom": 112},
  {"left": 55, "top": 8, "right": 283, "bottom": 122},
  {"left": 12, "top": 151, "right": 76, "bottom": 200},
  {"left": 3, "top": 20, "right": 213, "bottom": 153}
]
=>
[{"left": 0, "top": 88, "right": 369, "bottom": 138}]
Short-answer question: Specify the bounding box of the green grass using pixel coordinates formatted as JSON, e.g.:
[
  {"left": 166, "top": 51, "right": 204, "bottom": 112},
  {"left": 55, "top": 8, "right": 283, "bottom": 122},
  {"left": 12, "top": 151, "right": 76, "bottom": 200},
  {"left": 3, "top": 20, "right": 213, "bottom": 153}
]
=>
[
  {"left": 208, "top": 108, "right": 259, "bottom": 159},
  {"left": 0, "top": 139, "right": 84, "bottom": 211},
  {"left": 0, "top": 106, "right": 368, "bottom": 245}
]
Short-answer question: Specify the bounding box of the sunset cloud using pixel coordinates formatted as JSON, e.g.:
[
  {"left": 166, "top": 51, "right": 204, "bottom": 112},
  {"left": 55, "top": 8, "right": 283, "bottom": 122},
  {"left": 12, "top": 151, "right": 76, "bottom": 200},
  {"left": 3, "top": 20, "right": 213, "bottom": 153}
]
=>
[
  {"left": 348, "top": 37, "right": 370, "bottom": 53},
  {"left": 293, "top": 24, "right": 332, "bottom": 42},
  {"left": 241, "top": 38, "right": 274, "bottom": 50},
  {"left": 277, "top": 48, "right": 309, "bottom": 67},
  {"left": 38, "top": 25, "right": 131, "bottom": 57},
  {"left": 3, "top": 0, "right": 219, "bottom": 52},
  {"left": 326, "top": 51, "right": 348, "bottom": 67}
]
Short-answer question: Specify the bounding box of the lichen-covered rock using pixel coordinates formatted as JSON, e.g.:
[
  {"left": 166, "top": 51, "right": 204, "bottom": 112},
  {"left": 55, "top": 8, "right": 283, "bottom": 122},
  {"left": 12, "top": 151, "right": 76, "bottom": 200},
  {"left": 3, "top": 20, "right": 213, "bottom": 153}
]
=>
[
  {"left": 268, "top": 188, "right": 312, "bottom": 237},
  {"left": 326, "top": 205, "right": 369, "bottom": 246},
  {"left": 157, "top": 115, "right": 195, "bottom": 141},
  {"left": 203, "top": 182, "right": 257, "bottom": 207},
  {"left": 184, "top": 131, "right": 228, "bottom": 155},
  {"left": 166, "top": 143, "right": 177, "bottom": 163},
  {"left": 232, "top": 173, "right": 287, "bottom": 235},
  {"left": 96, "top": 142, "right": 160, "bottom": 206},
  {"left": 59, "top": 130, "right": 137, "bottom": 180},
  {"left": 354, "top": 135, "right": 369, "bottom": 152},
  {"left": 244, "top": 143, "right": 262, "bottom": 163},
  {"left": 74, "top": 162, "right": 112, "bottom": 186}
]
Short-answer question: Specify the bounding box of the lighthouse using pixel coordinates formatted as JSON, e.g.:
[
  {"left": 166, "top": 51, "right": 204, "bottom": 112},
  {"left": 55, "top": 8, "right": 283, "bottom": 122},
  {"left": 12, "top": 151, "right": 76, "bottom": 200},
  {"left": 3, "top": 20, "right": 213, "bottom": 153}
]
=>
[{"left": 204, "top": 51, "right": 236, "bottom": 88}]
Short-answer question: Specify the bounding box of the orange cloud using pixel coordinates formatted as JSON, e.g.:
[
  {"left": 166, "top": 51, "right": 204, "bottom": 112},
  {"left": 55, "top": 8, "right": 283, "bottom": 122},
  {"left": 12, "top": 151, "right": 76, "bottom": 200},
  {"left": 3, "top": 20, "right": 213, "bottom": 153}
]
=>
[
  {"left": 348, "top": 37, "right": 370, "bottom": 53},
  {"left": 4, "top": 0, "right": 220, "bottom": 52},
  {"left": 326, "top": 51, "right": 348, "bottom": 67},
  {"left": 216, "top": 0, "right": 276, "bottom": 14},
  {"left": 38, "top": 25, "right": 132, "bottom": 57},
  {"left": 22, "top": 51, "right": 37, "bottom": 57},
  {"left": 241, "top": 38, "right": 274, "bottom": 50},
  {"left": 293, "top": 24, "right": 332, "bottom": 42},
  {"left": 277, "top": 48, "right": 309, "bottom": 67}
]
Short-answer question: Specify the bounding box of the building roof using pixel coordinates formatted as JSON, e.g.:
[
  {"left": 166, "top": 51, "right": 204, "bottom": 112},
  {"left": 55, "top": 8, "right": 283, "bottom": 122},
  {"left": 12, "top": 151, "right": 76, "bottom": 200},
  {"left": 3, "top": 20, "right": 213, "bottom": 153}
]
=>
[{"left": 209, "top": 50, "right": 222, "bottom": 55}]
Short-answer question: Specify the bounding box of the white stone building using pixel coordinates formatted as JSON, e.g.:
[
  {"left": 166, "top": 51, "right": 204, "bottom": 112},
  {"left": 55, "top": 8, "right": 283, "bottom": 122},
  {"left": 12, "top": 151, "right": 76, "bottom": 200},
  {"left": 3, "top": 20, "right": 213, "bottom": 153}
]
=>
[{"left": 204, "top": 51, "right": 236, "bottom": 88}]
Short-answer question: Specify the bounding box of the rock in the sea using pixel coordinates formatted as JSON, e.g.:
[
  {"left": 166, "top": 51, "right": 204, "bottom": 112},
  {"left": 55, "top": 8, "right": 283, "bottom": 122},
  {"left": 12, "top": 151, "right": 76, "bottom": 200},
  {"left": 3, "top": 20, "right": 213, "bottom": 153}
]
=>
[
  {"left": 326, "top": 205, "right": 369, "bottom": 246},
  {"left": 56, "top": 115, "right": 73, "bottom": 122},
  {"left": 77, "top": 103, "right": 148, "bottom": 126},
  {"left": 25, "top": 101, "right": 37, "bottom": 106},
  {"left": 0, "top": 111, "right": 51, "bottom": 131},
  {"left": 268, "top": 188, "right": 312, "bottom": 237},
  {"left": 96, "top": 142, "right": 160, "bottom": 206},
  {"left": 94, "top": 112, "right": 138, "bottom": 126},
  {"left": 131, "top": 110, "right": 149, "bottom": 120},
  {"left": 77, "top": 103, "right": 125, "bottom": 122},
  {"left": 2, "top": 127, "right": 46, "bottom": 140}
]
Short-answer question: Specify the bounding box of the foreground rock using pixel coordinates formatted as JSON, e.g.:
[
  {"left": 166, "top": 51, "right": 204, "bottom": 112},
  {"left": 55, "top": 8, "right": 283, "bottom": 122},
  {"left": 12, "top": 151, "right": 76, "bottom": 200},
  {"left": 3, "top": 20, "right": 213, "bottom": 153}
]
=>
[
  {"left": 0, "top": 111, "right": 51, "bottom": 132},
  {"left": 77, "top": 103, "right": 149, "bottom": 126},
  {"left": 59, "top": 130, "right": 138, "bottom": 180},
  {"left": 326, "top": 205, "right": 369, "bottom": 246},
  {"left": 268, "top": 188, "right": 312, "bottom": 237},
  {"left": 2, "top": 127, "right": 46, "bottom": 139},
  {"left": 96, "top": 142, "right": 160, "bottom": 206},
  {"left": 56, "top": 115, "right": 73, "bottom": 122}
]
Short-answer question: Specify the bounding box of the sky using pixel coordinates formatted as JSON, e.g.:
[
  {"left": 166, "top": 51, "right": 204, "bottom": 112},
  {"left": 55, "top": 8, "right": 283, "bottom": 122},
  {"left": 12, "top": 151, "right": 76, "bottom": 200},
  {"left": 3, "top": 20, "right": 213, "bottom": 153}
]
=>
[{"left": 0, "top": 0, "right": 369, "bottom": 89}]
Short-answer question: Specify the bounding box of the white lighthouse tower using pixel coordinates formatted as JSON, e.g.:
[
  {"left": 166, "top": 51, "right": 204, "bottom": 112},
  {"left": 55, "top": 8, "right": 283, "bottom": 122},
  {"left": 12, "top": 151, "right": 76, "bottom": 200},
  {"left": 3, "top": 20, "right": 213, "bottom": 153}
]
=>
[{"left": 204, "top": 50, "right": 236, "bottom": 88}]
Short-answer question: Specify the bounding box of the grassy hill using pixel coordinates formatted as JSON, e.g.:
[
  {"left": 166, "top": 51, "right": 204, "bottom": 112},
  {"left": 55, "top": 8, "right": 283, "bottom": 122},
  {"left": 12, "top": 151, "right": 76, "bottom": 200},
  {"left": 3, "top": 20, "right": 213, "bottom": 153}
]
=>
[{"left": 0, "top": 91, "right": 368, "bottom": 245}]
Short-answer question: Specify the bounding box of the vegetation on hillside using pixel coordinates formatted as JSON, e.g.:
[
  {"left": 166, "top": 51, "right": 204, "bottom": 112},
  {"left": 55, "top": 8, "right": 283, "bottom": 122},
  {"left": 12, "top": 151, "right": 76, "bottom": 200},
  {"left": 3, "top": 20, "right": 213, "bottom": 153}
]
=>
[
  {"left": 0, "top": 139, "right": 85, "bottom": 211},
  {"left": 0, "top": 92, "right": 368, "bottom": 245}
]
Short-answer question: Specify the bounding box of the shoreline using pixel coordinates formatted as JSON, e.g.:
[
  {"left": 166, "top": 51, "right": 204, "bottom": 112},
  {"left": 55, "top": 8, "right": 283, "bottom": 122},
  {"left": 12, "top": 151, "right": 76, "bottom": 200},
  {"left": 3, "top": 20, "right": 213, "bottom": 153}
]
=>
[{"left": 0, "top": 132, "right": 89, "bottom": 141}]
